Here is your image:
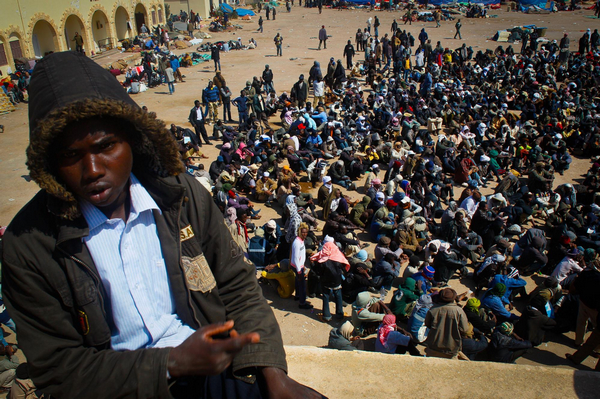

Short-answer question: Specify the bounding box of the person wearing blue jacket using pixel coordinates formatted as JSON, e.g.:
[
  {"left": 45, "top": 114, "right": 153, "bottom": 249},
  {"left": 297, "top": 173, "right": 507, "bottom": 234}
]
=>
[
  {"left": 482, "top": 283, "right": 520, "bottom": 322},
  {"left": 232, "top": 90, "right": 249, "bottom": 127},
  {"left": 202, "top": 81, "right": 220, "bottom": 124},
  {"left": 488, "top": 267, "right": 528, "bottom": 304},
  {"left": 170, "top": 56, "right": 183, "bottom": 82}
]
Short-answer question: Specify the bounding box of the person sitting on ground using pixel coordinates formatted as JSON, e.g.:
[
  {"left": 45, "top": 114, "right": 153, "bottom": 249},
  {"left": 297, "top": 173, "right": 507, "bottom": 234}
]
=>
[
  {"left": 375, "top": 314, "right": 419, "bottom": 355},
  {"left": 489, "top": 322, "right": 533, "bottom": 363},
  {"left": 328, "top": 321, "right": 363, "bottom": 351},
  {"left": 389, "top": 277, "right": 421, "bottom": 321},
  {"left": 408, "top": 294, "right": 434, "bottom": 343},
  {"left": 351, "top": 291, "right": 391, "bottom": 336},
  {"left": 8, "top": 363, "right": 39, "bottom": 399},
  {"left": 481, "top": 283, "right": 520, "bottom": 323},
  {"left": 463, "top": 297, "right": 496, "bottom": 335},
  {"left": 424, "top": 288, "right": 470, "bottom": 359},
  {"left": 514, "top": 294, "right": 557, "bottom": 347},
  {"left": 0, "top": 343, "right": 19, "bottom": 390},
  {"left": 256, "top": 171, "right": 277, "bottom": 205},
  {"left": 412, "top": 265, "right": 437, "bottom": 293}
]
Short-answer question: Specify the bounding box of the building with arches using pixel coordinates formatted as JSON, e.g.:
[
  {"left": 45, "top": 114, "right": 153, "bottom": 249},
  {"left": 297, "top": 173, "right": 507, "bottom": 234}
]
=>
[{"left": 0, "top": 0, "right": 166, "bottom": 76}]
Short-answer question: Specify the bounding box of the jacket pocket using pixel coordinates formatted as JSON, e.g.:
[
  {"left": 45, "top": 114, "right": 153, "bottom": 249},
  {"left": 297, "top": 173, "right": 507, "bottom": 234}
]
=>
[
  {"left": 73, "top": 278, "right": 96, "bottom": 306},
  {"left": 181, "top": 254, "right": 217, "bottom": 293}
]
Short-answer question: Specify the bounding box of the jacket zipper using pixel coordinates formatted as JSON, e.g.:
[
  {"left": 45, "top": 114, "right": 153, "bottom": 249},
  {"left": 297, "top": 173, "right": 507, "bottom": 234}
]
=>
[
  {"left": 175, "top": 191, "right": 201, "bottom": 328},
  {"left": 57, "top": 247, "right": 107, "bottom": 319}
]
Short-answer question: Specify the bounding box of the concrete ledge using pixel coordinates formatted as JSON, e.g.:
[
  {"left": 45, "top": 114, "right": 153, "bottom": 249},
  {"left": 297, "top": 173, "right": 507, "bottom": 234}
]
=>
[{"left": 285, "top": 346, "right": 600, "bottom": 398}]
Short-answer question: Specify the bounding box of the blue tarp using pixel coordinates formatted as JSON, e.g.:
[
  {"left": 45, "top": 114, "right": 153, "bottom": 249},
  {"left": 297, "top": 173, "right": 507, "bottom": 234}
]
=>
[
  {"left": 236, "top": 8, "right": 256, "bottom": 16},
  {"left": 519, "top": 0, "right": 553, "bottom": 11},
  {"left": 221, "top": 4, "right": 234, "bottom": 13},
  {"left": 220, "top": 4, "right": 256, "bottom": 16},
  {"left": 418, "top": 0, "right": 500, "bottom": 4},
  {"left": 345, "top": 0, "right": 372, "bottom": 4}
]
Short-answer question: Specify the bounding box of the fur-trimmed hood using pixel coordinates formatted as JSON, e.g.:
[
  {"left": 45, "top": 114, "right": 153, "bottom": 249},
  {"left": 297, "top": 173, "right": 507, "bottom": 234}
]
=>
[{"left": 27, "top": 51, "right": 184, "bottom": 220}]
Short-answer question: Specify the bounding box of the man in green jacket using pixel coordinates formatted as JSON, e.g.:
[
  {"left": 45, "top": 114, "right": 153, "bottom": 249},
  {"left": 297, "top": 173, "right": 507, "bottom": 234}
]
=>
[{"left": 2, "top": 52, "right": 320, "bottom": 399}]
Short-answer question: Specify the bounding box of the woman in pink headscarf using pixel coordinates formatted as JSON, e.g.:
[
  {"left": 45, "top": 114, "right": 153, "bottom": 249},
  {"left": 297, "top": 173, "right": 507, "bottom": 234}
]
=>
[
  {"left": 235, "top": 141, "right": 254, "bottom": 163},
  {"left": 375, "top": 314, "right": 413, "bottom": 354},
  {"left": 311, "top": 242, "right": 350, "bottom": 322}
]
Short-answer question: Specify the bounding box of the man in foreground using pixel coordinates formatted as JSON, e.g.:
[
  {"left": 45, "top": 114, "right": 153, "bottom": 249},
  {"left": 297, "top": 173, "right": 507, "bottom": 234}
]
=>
[{"left": 2, "top": 52, "right": 321, "bottom": 398}]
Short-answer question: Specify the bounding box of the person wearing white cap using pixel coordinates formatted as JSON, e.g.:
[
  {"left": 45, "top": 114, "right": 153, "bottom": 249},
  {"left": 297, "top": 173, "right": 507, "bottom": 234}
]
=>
[
  {"left": 317, "top": 176, "right": 333, "bottom": 207},
  {"left": 459, "top": 125, "right": 476, "bottom": 150},
  {"left": 363, "top": 164, "right": 380, "bottom": 191},
  {"left": 256, "top": 171, "right": 277, "bottom": 205},
  {"left": 385, "top": 174, "right": 405, "bottom": 197}
]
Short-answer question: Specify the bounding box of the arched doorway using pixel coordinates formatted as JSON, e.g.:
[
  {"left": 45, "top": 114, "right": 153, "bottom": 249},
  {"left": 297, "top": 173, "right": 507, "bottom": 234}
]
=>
[
  {"left": 157, "top": 6, "right": 164, "bottom": 24},
  {"left": 91, "top": 10, "right": 112, "bottom": 52},
  {"left": 0, "top": 36, "right": 9, "bottom": 69},
  {"left": 9, "top": 34, "right": 24, "bottom": 60},
  {"left": 63, "top": 14, "right": 86, "bottom": 52},
  {"left": 115, "top": 6, "right": 131, "bottom": 40},
  {"left": 134, "top": 3, "right": 148, "bottom": 33},
  {"left": 32, "top": 20, "right": 57, "bottom": 57}
]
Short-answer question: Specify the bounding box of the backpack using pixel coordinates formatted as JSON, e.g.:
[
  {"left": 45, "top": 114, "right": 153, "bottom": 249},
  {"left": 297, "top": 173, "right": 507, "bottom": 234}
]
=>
[{"left": 247, "top": 236, "right": 274, "bottom": 269}]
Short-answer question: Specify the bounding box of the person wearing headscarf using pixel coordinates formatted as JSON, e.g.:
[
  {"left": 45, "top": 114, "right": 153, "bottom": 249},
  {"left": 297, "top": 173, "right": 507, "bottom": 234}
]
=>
[
  {"left": 311, "top": 242, "right": 350, "bottom": 322},
  {"left": 412, "top": 265, "right": 436, "bottom": 293},
  {"left": 256, "top": 171, "right": 278, "bottom": 204},
  {"left": 375, "top": 314, "right": 413, "bottom": 354},
  {"left": 225, "top": 206, "right": 237, "bottom": 227},
  {"left": 489, "top": 322, "right": 532, "bottom": 363},
  {"left": 308, "top": 61, "right": 323, "bottom": 85},
  {"left": 332, "top": 60, "right": 346, "bottom": 90},
  {"left": 408, "top": 294, "right": 433, "bottom": 343},
  {"left": 390, "top": 277, "right": 421, "bottom": 320},
  {"left": 424, "top": 288, "right": 470, "bottom": 359},
  {"left": 318, "top": 176, "right": 333, "bottom": 207},
  {"left": 328, "top": 321, "right": 362, "bottom": 351},
  {"left": 463, "top": 298, "right": 496, "bottom": 335},
  {"left": 229, "top": 208, "right": 250, "bottom": 254},
  {"left": 366, "top": 179, "right": 384, "bottom": 202},
  {"left": 351, "top": 291, "right": 390, "bottom": 336},
  {"left": 482, "top": 283, "right": 520, "bottom": 322},
  {"left": 284, "top": 197, "right": 303, "bottom": 245}
]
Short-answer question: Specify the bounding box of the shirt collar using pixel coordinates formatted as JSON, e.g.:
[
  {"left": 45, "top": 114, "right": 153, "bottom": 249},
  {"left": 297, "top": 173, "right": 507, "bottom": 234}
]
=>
[{"left": 80, "top": 173, "right": 161, "bottom": 232}]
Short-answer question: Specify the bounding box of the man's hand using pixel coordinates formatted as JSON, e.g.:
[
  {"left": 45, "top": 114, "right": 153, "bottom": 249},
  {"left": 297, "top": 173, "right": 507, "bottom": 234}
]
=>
[
  {"left": 261, "top": 367, "right": 325, "bottom": 399},
  {"left": 168, "top": 320, "right": 260, "bottom": 378}
]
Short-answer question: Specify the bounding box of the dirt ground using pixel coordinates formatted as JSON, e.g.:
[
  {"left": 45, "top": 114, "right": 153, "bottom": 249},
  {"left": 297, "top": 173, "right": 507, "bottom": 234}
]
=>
[{"left": 1, "top": 4, "right": 599, "bottom": 374}]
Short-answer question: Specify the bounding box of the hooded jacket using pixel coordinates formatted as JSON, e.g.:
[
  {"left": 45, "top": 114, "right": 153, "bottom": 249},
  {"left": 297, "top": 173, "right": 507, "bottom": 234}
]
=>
[{"left": 2, "top": 52, "right": 285, "bottom": 398}]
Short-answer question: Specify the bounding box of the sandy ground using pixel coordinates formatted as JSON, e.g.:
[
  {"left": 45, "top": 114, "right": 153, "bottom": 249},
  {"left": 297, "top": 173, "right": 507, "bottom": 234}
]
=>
[{"left": 1, "top": 4, "right": 600, "bottom": 377}]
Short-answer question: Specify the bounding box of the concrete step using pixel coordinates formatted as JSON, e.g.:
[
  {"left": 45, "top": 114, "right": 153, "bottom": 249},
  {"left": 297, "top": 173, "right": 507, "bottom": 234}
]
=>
[{"left": 285, "top": 346, "right": 599, "bottom": 398}]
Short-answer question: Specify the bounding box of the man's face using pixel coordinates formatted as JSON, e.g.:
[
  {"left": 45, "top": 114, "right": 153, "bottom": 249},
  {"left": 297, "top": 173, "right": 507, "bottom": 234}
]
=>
[
  {"left": 300, "top": 228, "right": 308, "bottom": 240},
  {"left": 54, "top": 118, "right": 133, "bottom": 215}
]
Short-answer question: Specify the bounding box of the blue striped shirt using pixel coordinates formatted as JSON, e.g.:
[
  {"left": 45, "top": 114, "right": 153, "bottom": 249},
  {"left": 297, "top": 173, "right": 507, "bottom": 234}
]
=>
[{"left": 81, "top": 174, "right": 195, "bottom": 351}]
